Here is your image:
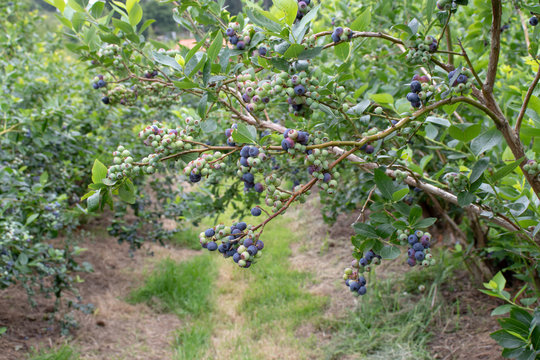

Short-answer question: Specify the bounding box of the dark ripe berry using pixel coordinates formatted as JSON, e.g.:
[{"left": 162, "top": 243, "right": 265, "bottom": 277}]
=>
[
  {"left": 240, "top": 157, "right": 249, "bottom": 167},
  {"left": 530, "top": 16, "right": 539, "bottom": 26},
  {"left": 97, "top": 79, "right": 106, "bottom": 88},
  {"left": 262, "top": 96, "right": 270, "bottom": 103},
  {"left": 283, "top": 129, "right": 291, "bottom": 138},
  {"left": 201, "top": 242, "right": 208, "bottom": 248},
  {"left": 334, "top": 27, "right": 344, "bottom": 36},
  {"left": 236, "top": 222, "right": 247, "bottom": 231},
  {"left": 415, "top": 251, "right": 425, "bottom": 261},
  {"left": 242, "top": 93, "right": 251, "bottom": 103},
  {"left": 243, "top": 238, "right": 254, "bottom": 247},
  {"left": 151, "top": 70, "right": 158, "bottom": 77},
  {"left": 421, "top": 239, "right": 430, "bottom": 248},
  {"left": 358, "top": 276, "right": 366, "bottom": 286},
  {"left": 297, "top": 131, "right": 309, "bottom": 145},
  {"left": 258, "top": 47, "right": 267, "bottom": 56},
  {"left": 229, "top": 35, "right": 239, "bottom": 45},
  {"left": 92, "top": 82, "right": 99, "bottom": 89},
  {"left": 391, "top": 119, "right": 398, "bottom": 125},
  {"left": 345, "top": 279, "right": 350, "bottom": 287},
  {"left": 331, "top": 32, "right": 341, "bottom": 43},
  {"left": 358, "top": 286, "right": 367, "bottom": 295},
  {"left": 207, "top": 242, "right": 218, "bottom": 251},
  {"left": 254, "top": 183, "right": 264, "bottom": 193},
  {"left": 98, "top": 74, "right": 104, "bottom": 80},
  {"left": 420, "top": 234, "right": 430, "bottom": 243},
  {"left": 407, "top": 258, "right": 416, "bottom": 267},
  {"left": 292, "top": 104, "right": 303, "bottom": 111},
  {"left": 233, "top": 253, "right": 241, "bottom": 263},
  {"left": 255, "top": 240, "right": 264, "bottom": 250},
  {"left": 204, "top": 228, "right": 215, "bottom": 237},
  {"left": 244, "top": 261, "right": 252, "bottom": 268},
  {"left": 294, "top": 84, "right": 306, "bottom": 96},
  {"left": 359, "top": 258, "right": 368, "bottom": 267},
  {"left": 407, "top": 92, "right": 420, "bottom": 103},
  {"left": 412, "top": 242, "right": 424, "bottom": 252},
  {"left": 323, "top": 173, "right": 332, "bottom": 183},
  {"left": 281, "top": 138, "right": 295, "bottom": 150},
  {"left": 249, "top": 147, "right": 259, "bottom": 157},
  {"left": 410, "top": 80, "right": 422, "bottom": 93},
  {"left": 349, "top": 280, "right": 360, "bottom": 291},
  {"left": 240, "top": 146, "right": 250, "bottom": 157},
  {"left": 251, "top": 207, "right": 262, "bottom": 216},
  {"left": 101, "top": 96, "right": 110, "bottom": 104},
  {"left": 408, "top": 248, "right": 415, "bottom": 257},
  {"left": 408, "top": 234, "right": 418, "bottom": 244},
  {"left": 428, "top": 40, "right": 438, "bottom": 52},
  {"left": 419, "top": 75, "right": 429, "bottom": 83},
  {"left": 242, "top": 172, "right": 254, "bottom": 183},
  {"left": 218, "top": 244, "right": 227, "bottom": 253},
  {"left": 247, "top": 245, "right": 258, "bottom": 255},
  {"left": 411, "top": 101, "right": 421, "bottom": 108},
  {"left": 456, "top": 74, "right": 468, "bottom": 84},
  {"left": 189, "top": 171, "right": 202, "bottom": 183},
  {"left": 225, "top": 129, "right": 232, "bottom": 137},
  {"left": 365, "top": 145, "right": 375, "bottom": 154},
  {"left": 226, "top": 27, "right": 235, "bottom": 36},
  {"left": 365, "top": 250, "right": 375, "bottom": 261},
  {"left": 236, "top": 41, "right": 246, "bottom": 50}
]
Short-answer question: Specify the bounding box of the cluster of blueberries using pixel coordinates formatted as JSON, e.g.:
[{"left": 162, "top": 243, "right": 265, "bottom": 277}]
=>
[
  {"left": 444, "top": 172, "right": 469, "bottom": 192},
  {"left": 331, "top": 27, "right": 353, "bottom": 43},
  {"left": 295, "top": 0, "right": 314, "bottom": 22},
  {"left": 91, "top": 75, "right": 107, "bottom": 90},
  {"left": 447, "top": 69, "right": 469, "bottom": 87},
  {"left": 226, "top": 22, "right": 251, "bottom": 50},
  {"left": 406, "top": 78, "right": 424, "bottom": 109},
  {"left": 238, "top": 145, "right": 266, "bottom": 192},
  {"left": 200, "top": 222, "right": 264, "bottom": 268},
  {"left": 397, "top": 230, "right": 435, "bottom": 267},
  {"left": 281, "top": 129, "right": 310, "bottom": 151},
  {"left": 342, "top": 250, "right": 382, "bottom": 297}
]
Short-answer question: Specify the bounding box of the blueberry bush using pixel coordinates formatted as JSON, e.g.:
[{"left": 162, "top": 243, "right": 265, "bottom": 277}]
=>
[{"left": 46, "top": 0, "right": 540, "bottom": 356}]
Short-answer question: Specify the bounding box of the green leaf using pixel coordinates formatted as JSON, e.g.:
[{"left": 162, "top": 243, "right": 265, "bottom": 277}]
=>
[
  {"left": 92, "top": 159, "right": 108, "bottom": 184},
  {"left": 457, "top": 191, "right": 475, "bottom": 206},
  {"left": 334, "top": 42, "right": 350, "bottom": 61},
  {"left": 426, "top": 116, "right": 450, "bottom": 127},
  {"left": 67, "top": 0, "right": 85, "bottom": 12},
  {"left": 471, "top": 128, "right": 503, "bottom": 156},
  {"left": 392, "top": 187, "right": 409, "bottom": 202},
  {"left": 201, "top": 120, "right": 217, "bottom": 133},
  {"left": 408, "top": 205, "right": 422, "bottom": 225},
  {"left": 118, "top": 179, "right": 136, "bottom": 204},
  {"left": 128, "top": 3, "right": 143, "bottom": 26},
  {"left": 380, "top": 245, "right": 400, "bottom": 259},
  {"left": 126, "top": 0, "right": 138, "bottom": 13},
  {"left": 353, "top": 223, "right": 379, "bottom": 238},
  {"left": 87, "top": 191, "right": 101, "bottom": 212},
  {"left": 492, "top": 271, "right": 506, "bottom": 291},
  {"left": 232, "top": 123, "right": 258, "bottom": 144},
  {"left": 153, "top": 51, "right": 182, "bottom": 71},
  {"left": 470, "top": 157, "right": 489, "bottom": 183},
  {"left": 112, "top": 18, "right": 134, "bottom": 34},
  {"left": 173, "top": 79, "right": 198, "bottom": 89},
  {"left": 44, "top": 0, "right": 66, "bottom": 12},
  {"left": 374, "top": 168, "right": 395, "bottom": 200},
  {"left": 491, "top": 304, "right": 513, "bottom": 316},
  {"left": 350, "top": 8, "right": 371, "bottom": 31},
  {"left": 415, "top": 217, "right": 437, "bottom": 228},
  {"left": 426, "top": 0, "right": 436, "bottom": 22},
  {"left": 246, "top": 8, "right": 282, "bottom": 33},
  {"left": 370, "top": 93, "right": 394, "bottom": 105},
  {"left": 197, "top": 92, "right": 208, "bottom": 119},
  {"left": 207, "top": 31, "right": 223, "bottom": 64},
  {"left": 448, "top": 123, "right": 481, "bottom": 142},
  {"left": 99, "top": 32, "right": 121, "bottom": 45},
  {"left": 273, "top": 0, "right": 298, "bottom": 26},
  {"left": 490, "top": 330, "right": 527, "bottom": 349},
  {"left": 490, "top": 157, "right": 524, "bottom": 183},
  {"left": 18, "top": 253, "right": 28, "bottom": 266},
  {"left": 25, "top": 213, "right": 39, "bottom": 226},
  {"left": 39, "top": 172, "right": 49, "bottom": 185},
  {"left": 283, "top": 44, "right": 305, "bottom": 59},
  {"left": 292, "top": 5, "right": 320, "bottom": 41}
]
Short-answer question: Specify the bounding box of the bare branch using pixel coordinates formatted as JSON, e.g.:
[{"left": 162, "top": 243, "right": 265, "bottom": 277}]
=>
[
  {"left": 515, "top": 65, "right": 540, "bottom": 133},
  {"left": 485, "top": 0, "right": 502, "bottom": 93}
]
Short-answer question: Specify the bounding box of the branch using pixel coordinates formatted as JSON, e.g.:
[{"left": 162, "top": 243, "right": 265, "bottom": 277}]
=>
[
  {"left": 515, "top": 65, "right": 540, "bottom": 133},
  {"left": 485, "top": 0, "right": 502, "bottom": 93}
]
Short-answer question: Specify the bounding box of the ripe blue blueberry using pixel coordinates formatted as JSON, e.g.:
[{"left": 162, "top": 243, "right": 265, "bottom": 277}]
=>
[
  {"left": 407, "top": 92, "right": 420, "bottom": 103},
  {"left": 101, "top": 96, "right": 110, "bottom": 104},
  {"left": 365, "top": 145, "right": 375, "bottom": 154},
  {"left": 251, "top": 207, "right": 262, "bottom": 216},
  {"left": 365, "top": 250, "right": 375, "bottom": 261},
  {"left": 358, "top": 286, "right": 367, "bottom": 295},
  {"left": 331, "top": 32, "right": 341, "bottom": 42},
  {"left": 226, "top": 27, "right": 235, "bottom": 36},
  {"left": 97, "top": 79, "right": 106, "bottom": 88},
  {"left": 349, "top": 280, "right": 360, "bottom": 291},
  {"left": 411, "top": 101, "right": 421, "bottom": 108},
  {"left": 530, "top": 16, "right": 539, "bottom": 26},
  {"left": 240, "top": 146, "right": 250, "bottom": 157},
  {"left": 358, "top": 276, "right": 366, "bottom": 286},
  {"left": 254, "top": 183, "right": 264, "bottom": 193},
  {"left": 92, "top": 83, "right": 99, "bottom": 89},
  {"left": 359, "top": 258, "right": 368, "bottom": 267},
  {"left": 242, "top": 173, "right": 254, "bottom": 183},
  {"left": 334, "top": 27, "right": 344, "bottom": 36},
  {"left": 410, "top": 80, "right": 422, "bottom": 93},
  {"left": 204, "top": 229, "right": 215, "bottom": 237},
  {"left": 207, "top": 242, "right": 218, "bottom": 251},
  {"left": 258, "top": 47, "right": 267, "bottom": 56},
  {"left": 237, "top": 222, "right": 247, "bottom": 231},
  {"left": 249, "top": 147, "right": 259, "bottom": 157},
  {"left": 189, "top": 172, "right": 202, "bottom": 183},
  {"left": 294, "top": 85, "right": 306, "bottom": 96},
  {"left": 255, "top": 240, "right": 264, "bottom": 250},
  {"left": 415, "top": 251, "right": 425, "bottom": 261},
  {"left": 233, "top": 253, "right": 241, "bottom": 263},
  {"left": 408, "top": 234, "right": 418, "bottom": 244},
  {"left": 240, "top": 157, "right": 249, "bottom": 167},
  {"left": 236, "top": 41, "right": 246, "bottom": 50},
  {"left": 412, "top": 242, "right": 424, "bottom": 252},
  {"left": 247, "top": 245, "right": 258, "bottom": 256},
  {"left": 407, "top": 258, "right": 416, "bottom": 267},
  {"left": 229, "top": 35, "right": 239, "bottom": 45}
]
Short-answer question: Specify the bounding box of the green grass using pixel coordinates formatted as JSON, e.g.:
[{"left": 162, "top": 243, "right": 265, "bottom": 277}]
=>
[
  {"left": 27, "top": 345, "right": 79, "bottom": 360},
  {"left": 322, "top": 252, "right": 457, "bottom": 360},
  {"left": 173, "top": 318, "right": 212, "bottom": 360},
  {"left": 170, "top": 228, "right": 203, "bottom": 250},
  {"left": 128, "top": 255, "right": 216, "bottom": 318}
]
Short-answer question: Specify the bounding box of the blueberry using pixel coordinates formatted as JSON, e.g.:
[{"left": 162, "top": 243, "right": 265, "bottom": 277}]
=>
[
  {"left": 407, "top": 258, "right": 416, "bottom": 267},
  {"left": 345, "top": 279, "right": 350, "bottom": 287},
  {"left": 415, "top": 251, "right": 425, "bottom": 261},
  {"left": 412, "top": 243, "right": 424, "bottom": 252},
  {"left": 204, "top": 228, "right": 215, "bottom": 237},
  {"left": 411, "top": 101, "right": 421, "bottom": 108},
  {"left": 240, "top": 146, "right": 250, "bottom": 157},
  {"left": 530, "top": 16, "right": 539, "bottom": 26},
  {"left": 359, "top": 258, "right": 368, "bottom": 267},
  {"left": 247, "top": 245, "right": 258, "bottom": 256},
  {"left": 242, "top": 94, "right": 251, "bottom": 103},
  {"left": 101, "top": 96, "right": 110, "bottom": 104},
  {"left": 357, "top": 286, "right": 367, "bottom": 295},
  {"left": 294, "top": 84, "right": 306, "bottom": 96},
  {"left": 258, "top": 47, "right": 267, "bottom": 56},
  {"left": 331, "top": 32, "right": 341, "bottom": 42},
  {"left": 358, "top": 276, "right": 366, "bottom": 286},
  {"left": 323, "top": 173, "right": 332, "bottom": 183},
  {"left": 410, "top": 80, "right": 422, "bottom": 93},
  {"left": 92, "top": 83, "right": 99, "bottom": 89},
  {"left": 236, "top": 41, "right": 245, "bottom": 50},
  {"left": 249, "top": 147, "right": 259, "bottom": 157},
  {"left": 233, "top": 253, "right": 241, "bottom": 263},
  {"left": 226, "top": 27, "right": 235, "bottom": 36},
  {"left": 244, "top": 261, "right": 252, "bottom": 268},
  {"left": 251, "top": 207, "right": 262, "bottom": 216},
  {"left": 407, "top": 92, "right": 420, "bottom": 103},
  {"left": 255, "top": 240, "right": 264, "bottom": 250},
  {"left": 334, "top": 27, "right": 344, "bottom": 36},
  {"left": 231, "top": 229, "right": 242, "bottom": 238},
  {"left": 349, "top": 280, "right": 360, "bottom": 291},
  {"left": 189, "top": 172, "right": 202, "bottom": 183},
  {"left": 236, "top": 222, "right": 247, "bottom": 231},
  {"left": 407, "top": 248, "right": 416, "bottom": 257},
  {"left": 365, "top": 250, "right": 375, "bottom": 261},
  {"left": 229, "top": 35, "right": 239, "bottom": 45},
  {"left": 297, "top": 131, "right": 309, "bottom": 145},
  {"left": 218, "top": 244, "right": 227, "bottom": 253},
  {"left": 207, "top": 242, "right": 218, "bottom": 251},
  {"left": 243, "top": 238, "right": 253, "bottom": 247},
  {"left": 240, "top": 157, "right": 249, "bottom": 167},
  {"left": 456, "top": 74, "right": 468, "bottom": 84},
  {"left": 448, "top": 70, "right": 456, "bottom": 80},
  {"left": 283, "top": 129, "right": 291, "bottom": 138},
  {"left": 254, "top": 183, "right": 264, "bottom": 193},
  {"left": 408, "top": 234, "right": 418, "bottom": 244},
  {"left": 97, "top": 79, "right": 106, "bottom": 88},
  {"left": 365, "top": 145, "right": 375, "bottom": 154},
  {"left": 242, "top": 173, "right": 254, "bottom": 183}
]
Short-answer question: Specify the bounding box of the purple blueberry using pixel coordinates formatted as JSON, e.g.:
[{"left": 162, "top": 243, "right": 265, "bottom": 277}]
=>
[
  {"left": 251, "top": 207, "right": 262, "bottom": 216},
  {"left": 408, "top": 234, "right": 418, "bottom": 245},
  {"left": 248, "top": 147, "right": 259, "bottom": 157},
  {"left": 407, "top": 92, "right": 420, "bottom": 103},
  {"left": 415, "top": 251, "right": 425, "bottom": 261},
  {"left": 207, "top": 242, "right": 218, "bottom": 251},
  {"left": 254, "top": 183, "right": 264, "bottom": 193},
  {"left": 240, "top": 146, "right": 250, "bottom": 157},
  {"left": 236, "top": 41, "right": 245, "bottom": 50},
  {"left": 258, "top": 47, "right": 267, "bottom": 56},
  {"left": 358, "top": 286, "right": 367, "bottom": 295},
  {"left": 242, "top": 173, "right": 254, "bottom": 183},
  {"left": 226, "top": 27, "right": 235, "bottom": 36},
  {"left": 255, "top": 240, "right": 264, "bottom": 250},
  {"left": 294, "top": 85, "right": 306, "bottom": 96},
  {"left": 204, "top": 229, "right": 215, "bottom": 237},
  {"left": 236, "top": 222, "right": 247, "bottom": 231}
]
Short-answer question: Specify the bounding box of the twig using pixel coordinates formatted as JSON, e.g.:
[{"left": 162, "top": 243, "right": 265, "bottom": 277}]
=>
[{"left": 515, "top": 65, "right": 540, "bottom": 133}]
